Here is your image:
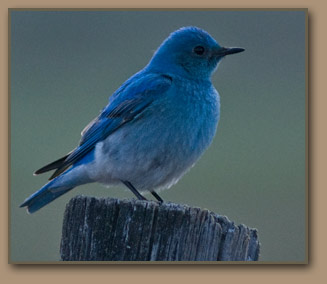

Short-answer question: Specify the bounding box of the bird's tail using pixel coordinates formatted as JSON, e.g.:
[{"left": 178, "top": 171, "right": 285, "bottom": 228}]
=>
[
  {"left": 21, "top": 155, "right": 93, "bottom": 213},
  {"left": 20, "top": 180, "right": 74, "bottom": 214}
]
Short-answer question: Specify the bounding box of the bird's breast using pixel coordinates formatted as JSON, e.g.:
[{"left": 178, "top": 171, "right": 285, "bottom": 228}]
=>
[{"left": 148, "top": 78, "right": 220, "bottom": 159}]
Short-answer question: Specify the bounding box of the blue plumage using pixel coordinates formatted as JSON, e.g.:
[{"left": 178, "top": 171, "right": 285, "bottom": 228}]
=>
[{"left": 20, "top": 26, "right": 244, "bottom": 213}]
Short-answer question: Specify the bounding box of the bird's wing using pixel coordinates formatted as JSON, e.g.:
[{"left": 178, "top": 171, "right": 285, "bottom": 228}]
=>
[{"left": 34, "top": 73, "right": 172, "bottom": 180}]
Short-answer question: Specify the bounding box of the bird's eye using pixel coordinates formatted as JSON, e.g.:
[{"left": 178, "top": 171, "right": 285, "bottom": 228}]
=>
[{"left": 193, "top": 46, "right": 205, "bottom": 55}]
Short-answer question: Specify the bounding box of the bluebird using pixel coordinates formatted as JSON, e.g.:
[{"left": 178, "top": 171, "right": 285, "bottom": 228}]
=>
[{"left": 20, "top": 26, "right": 244, "bottom": 213}]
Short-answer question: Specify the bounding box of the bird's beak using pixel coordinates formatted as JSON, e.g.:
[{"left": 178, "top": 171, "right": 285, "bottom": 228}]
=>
[{"left": 214, "top": 47, "right": 245, "bottom": 57}]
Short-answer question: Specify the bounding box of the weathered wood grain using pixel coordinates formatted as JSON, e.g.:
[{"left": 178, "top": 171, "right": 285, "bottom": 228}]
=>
[{"left": 60, "top": 195, "right": 260, "bottom": 261}]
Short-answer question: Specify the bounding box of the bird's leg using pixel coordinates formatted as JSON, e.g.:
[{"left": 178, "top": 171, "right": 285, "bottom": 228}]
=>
[
  {"left": 121, "top": 180, "right": 147, "bottom": 201},
  {"left": 151, "top": 191, "right": 164, "bottom": 203}
]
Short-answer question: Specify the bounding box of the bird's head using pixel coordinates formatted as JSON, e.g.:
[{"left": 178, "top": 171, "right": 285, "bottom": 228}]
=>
[{"left": 148, "top": 26, "right": 244, "bottom": 80}]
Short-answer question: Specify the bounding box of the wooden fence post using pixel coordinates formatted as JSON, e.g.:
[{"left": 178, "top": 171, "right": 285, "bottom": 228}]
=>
[{"left": 60, "top": 195, "right": 260, "bottom": 261}]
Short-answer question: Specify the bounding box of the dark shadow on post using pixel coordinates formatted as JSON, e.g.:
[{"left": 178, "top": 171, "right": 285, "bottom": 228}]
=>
[{"left": 60, "top": 195, "right": 260, "bottom": 261}]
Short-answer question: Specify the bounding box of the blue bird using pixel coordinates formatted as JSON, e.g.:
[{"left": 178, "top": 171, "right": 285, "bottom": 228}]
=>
[{"left": 20, "top": 26, "right": 244, "bottom": 213}]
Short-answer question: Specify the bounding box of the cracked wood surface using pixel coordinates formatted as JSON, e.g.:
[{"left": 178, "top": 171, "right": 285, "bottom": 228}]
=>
[{"left": 60, "top": 195, "right": 260, "bottom": 261}]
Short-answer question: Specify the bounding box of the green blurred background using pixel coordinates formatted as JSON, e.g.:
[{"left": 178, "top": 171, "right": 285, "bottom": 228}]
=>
[{"left": 10, "top": 10, "right": 306, "bottom": 262}]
